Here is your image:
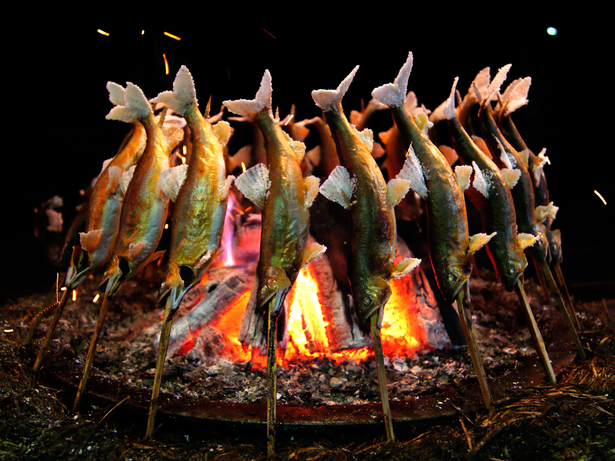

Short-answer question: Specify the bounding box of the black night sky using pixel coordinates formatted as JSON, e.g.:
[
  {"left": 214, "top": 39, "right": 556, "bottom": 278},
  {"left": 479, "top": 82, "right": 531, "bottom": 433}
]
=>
[{"left": 2, "top": 1, "right": 613, "bottom": 301}]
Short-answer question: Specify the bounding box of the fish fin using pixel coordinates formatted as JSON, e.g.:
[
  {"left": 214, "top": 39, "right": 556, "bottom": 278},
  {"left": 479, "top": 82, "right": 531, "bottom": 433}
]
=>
[
  {"left": 517, "top": 232, "right": 538, "bottom": 250},
  {"left": 319, "top": 165, "right": 356, "bottom": 209},
  {"left": 438, "top": 144, "right": 459, "bottom": 166},
  {"left": 378, "top": 128, "right": 393, "bottom": 145},
  {"left": 471, "top": 161, "right": 490, "bottom": 198},
  {"left": 471, "top": 135, "right": 492, "bottom": 158},
  {"left": 282, "top": 130, "right": 306, "bottom": 162},
  {"left": 440, "top": 77, "right": 459, "bottom": 121},
  {"left": 223, "top": 70, "right": 272, "bottom": 118},
  {"left": 371, "top": 141, "right": 386, "bottom": 159},
  {"left": 468, "top": 232, "right": 497, "bottom": 255},
  {"left": 219, "top": 175, "right": 236, "bottom": 202},
  {"left": 495, "top": 138, "right": 516, "bottom": 169},
  {"left": 390, "top": 257, "right": 421, "bottom": 279},
  {"left": 501, "top": 168, "right": 521, "bottom": 189},
  {"left": 150, "top": 65, "right": 197, "bottom": 116},
  {"left": 532, "top": 148, "right": 550, "bottom": 185},
  {"left": 305, "top": 145, "right": 322, "bottom": 169},
  {"left": 500, "top": 77, "right": 531, "bottom": 117},
  {"left": 195, "top": 248, "right": 224, "bottom": 272},
  {"left": 396, "top": 144, "right": 428, "bottom": 200},
  {"left": 372, "top": 51, "right": 413, "bottom": 107},
  {"left": 518, "top": 148, "right": 530, "bottom": 167},
  {"left": 466, "top": 67, "right": 491, "bottom": 104},
  {"left": 79, "top": 229, "right": 102, "bottom": 254},
  {"left": 536, "top": 202, "right": 559, "bottom": 224},
  {"left": 119, "top": 165, "right": 137, "bottom": 195},
  {"left": 234, "top": 163, "right": 270, "bottom": 210},
  {"left": 387, "top": 178, "right": 411, "bottom": 207},
  {"left": 454, "top": 165, "right": 473, "bottom": 192},
  {"left": 312, "top": 65, "right": 360, "bottom": 111},
  {"left": 158, "top": 163, "right": 188, "bottom": 202},
  {"left": 128, "top": 241, "right": 146, "bottom": 261},
  {"left": 349, "top": 109, "right": 362, "bottom": 126},
  {"left": 355, "top": 126, "right": 374, "bottom": 152},
  {"left": 227, "top": 145, "right": 252, "bottom": 172},
  {"left": 212, "top": 120, "right": 232, "bottom": 148},
  {"left": 106, "top": 165, "right": 122, "bottom": 194},
  {"left": 301, "top": 242, "right": 327, "bottom": 267},
  {"left": 482, "top": 64, "right": 512, "bottom": 104},
  {"left": 106, "top": 82, "right": 152, "bottom": 122},
  {"left": 304, "top": 175, "right": 320, "bottom": 208}
]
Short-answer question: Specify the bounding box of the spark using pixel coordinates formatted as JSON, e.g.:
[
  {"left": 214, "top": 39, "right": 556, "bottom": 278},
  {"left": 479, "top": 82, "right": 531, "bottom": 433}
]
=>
[
  {"left": 163, "top": 53, "right": 170, "bottom": 75},
  {"left": 163, "top": 31, "right": 181, "bottom": 41},
  {"left": 594, "top": 190, "right": 607, "bottom": 205},
  {"left": 283, "top": 114, "right": 294, "bottom": 126},
  {"left": 259, "top": 27, "right": 276, "bottom": 39},
  {"left": 4, "top": 329, "right": 13, "bottom": 333},
  {"left": 241, "top": 162, "right": 247, "bottom": 173},
  {"left": 93, "top": 293, "right": 100, "bottom": 303},
  {"left": 72, "top": 290, "right": 78, "bottom": 302},
  {"left": 165, "top": 223, "right": 169, "bottom": 230},
  {"left": 97, "top": 29, "right": 110, "bottom": 37}
]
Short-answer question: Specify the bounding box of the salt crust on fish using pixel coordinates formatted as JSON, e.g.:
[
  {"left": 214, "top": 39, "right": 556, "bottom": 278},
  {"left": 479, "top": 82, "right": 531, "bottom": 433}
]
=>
[
  {"left": 234, "top": 163, "right": 270, "bottom": 211},
  {"left": 372, "top": 52, "right": 413, "bottom": 108},
  {"left": 150, "top": 65, "right": 197, "bottom": 116},
  {"left": 319, "top": 165, "right": 356, "bottom": 209},
  {"left": 312, "top": 66, "right": 359, "bottom": 112},
  {"left": 223, "top": 70, "right": 273, "bottom": 118},
  {"left": 454, "top": 165, "right": 473, "bottom": 192},
  {"left": 106, "top": 82, "right": 152, "bottom": 122},
  {"left": 395, "top": 145, "right": 428, "bottom": 200},
  {"left": 499, "top": 77, "right": 531, "bottom": 117},
  {"left": 158, "top": 164, "right": 188, "bottom": 202}
]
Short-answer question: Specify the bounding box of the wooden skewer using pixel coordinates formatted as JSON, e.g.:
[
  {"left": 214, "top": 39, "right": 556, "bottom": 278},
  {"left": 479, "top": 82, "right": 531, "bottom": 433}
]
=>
[
  {"left": 552, "top": 262, "right": 581, "bottom": 331},
  {"left": 32, "top": 288, "right": 70, "bottom": 372},
  {"left": 538, "top": 260, "right": 586, "bottom": 360},
  {"left": 146, "top": 295, "right": 176, "bottom": 439},
  {"left": 514, "top": 277, "right": 557, "bottom": 384},
  {"left": 73, "top": 292, "right": 112, "bottom": 411},
  {"left": 370, "top": 313, "right": 395, "bottom": 442},
  {"left": 266, "top": 296, "right": 278, "bottom": 458},
  {"left": 455, "top": 283, "right": 492, "bottom": 410}
]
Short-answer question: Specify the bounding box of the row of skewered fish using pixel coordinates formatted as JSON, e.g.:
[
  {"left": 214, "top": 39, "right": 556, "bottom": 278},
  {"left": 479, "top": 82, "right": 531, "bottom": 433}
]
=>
[{"left": 25, "top": 52, "right": 584, "bottom": 455}]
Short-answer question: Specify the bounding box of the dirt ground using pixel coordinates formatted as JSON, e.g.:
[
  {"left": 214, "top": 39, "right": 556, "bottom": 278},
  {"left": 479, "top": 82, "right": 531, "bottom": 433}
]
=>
[{"left": 1, "top": 272, "right": 614, "bottom": 461}]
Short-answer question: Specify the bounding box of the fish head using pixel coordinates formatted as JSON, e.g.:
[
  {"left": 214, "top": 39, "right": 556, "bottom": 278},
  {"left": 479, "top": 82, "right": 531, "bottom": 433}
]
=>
[
  {"left": 352, "top": 275, "right": 392, "bottom": 328},
  {"left": 158, "top": 263, "right": 196, "bottom": 310},
  {"left": 497, "top": 248, "right": 529, "bottom": 291},
  {"left": 99, "top": 255, "right": 129, "bottom": 297},
  {"left": 437, "top": 254, "right": 473, "bottom": 302},
  {"left": 257, "top": 266, "right": 292, "bottom": 317},
  {"left": 547, "top": 229, "right": 563, "bottom": 265},
  {"left": 527, "top": 223, "right": 550, "bottom": 262}
]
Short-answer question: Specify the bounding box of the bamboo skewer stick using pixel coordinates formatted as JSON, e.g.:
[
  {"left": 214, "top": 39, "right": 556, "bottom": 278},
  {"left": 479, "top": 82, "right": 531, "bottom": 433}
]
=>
[
  {"left": 552, "top": 262, "right": 581, "bottom": 331},
  {"left": 538, "top": 261, "right": 586, "bottom": 360},
  {"left": 514, "top": 278, "right": 557, "bottom": 384},
  {"left": 73, "top": 292, "right": 111, "bottom": 411},
  {"left": 32, "top": 288, "right": 70, "bottom": 372},
  {"left": 371, "top": 314, "right": 395, "bottom": 442},
  {"left": 456, "top": 283, "right": 493, "bottom": 410},
  {"left": 146, "top": 296, "right": 175, "bottom": 439},
  {"left": 266, "top": 297, "right": 278, "bottom": 458}
]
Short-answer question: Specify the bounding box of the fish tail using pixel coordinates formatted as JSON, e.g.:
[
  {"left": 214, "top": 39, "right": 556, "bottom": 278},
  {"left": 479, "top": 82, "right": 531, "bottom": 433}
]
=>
[
  {"left": 438, "top": 77, "right": 459, "bottom": 121},
  {"left": 223, "top": 70, "right": 273, "bottom": 119},
  {"left": 477, "top": 64, "right": 511, "bottom": 106},
  {"left": 106, "top": 82, "right": 152, "bottom": 122},
  {"left": 371, "top": 52, "right": 413, "bottom": 108},
  {"left": 499, "top": 77, "right": 531, "bottom": 117},
  {"left": 311, "top": 65, "right": 360, "bottom": 111},
  {"left": 150, "top": 65, "right": 197, "bottom": 116}
]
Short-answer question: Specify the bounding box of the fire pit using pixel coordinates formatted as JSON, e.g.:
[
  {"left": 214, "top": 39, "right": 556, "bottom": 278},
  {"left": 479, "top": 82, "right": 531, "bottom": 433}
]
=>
[{"left": 29, "top": 254, "right": 577, "bottom": 426}]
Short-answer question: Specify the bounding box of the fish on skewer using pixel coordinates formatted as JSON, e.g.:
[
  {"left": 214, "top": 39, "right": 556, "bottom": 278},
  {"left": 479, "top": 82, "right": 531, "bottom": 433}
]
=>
[
  {"left": 372, "top": 52, "right": 495, "bottom": 410},
  {"left": 313, "top": 66, "right": 421, "bottom": 442},
  {"left": 432, "top": 76, "right": 557, "bottom": 383},
  {"left": 27, "top": 109, "right": 147, "bottom": 369},
  {"left": 145, "top": 66, "right": 235, "bottom": 438},
  {"left": 495, "top": 78, "right": 578, "bottom": 328},
  {"left": 73, "top": 81, "right": 183, "bottom": 411},
  {"left": 223, "top": 70, "right": 326, "bottom": 456},
  {"left": 475, "top": 66, "right": 585, "bottom": 360}
]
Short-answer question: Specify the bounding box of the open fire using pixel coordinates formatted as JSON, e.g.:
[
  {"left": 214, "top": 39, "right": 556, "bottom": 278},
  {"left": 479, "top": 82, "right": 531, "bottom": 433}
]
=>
[{"left": 162, "top": 196, "right": 449, "bottom": 369}]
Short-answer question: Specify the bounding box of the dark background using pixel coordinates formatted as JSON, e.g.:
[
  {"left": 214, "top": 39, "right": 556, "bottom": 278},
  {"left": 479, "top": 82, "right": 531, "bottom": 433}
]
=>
[{"left": 2, "top": 1, "right": 612, "bottom": 302}]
